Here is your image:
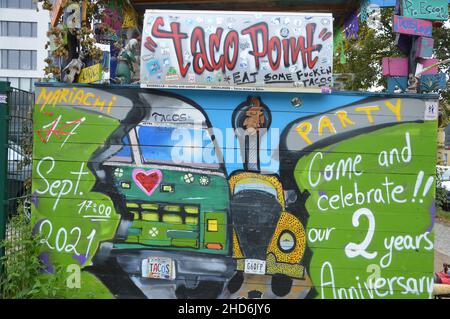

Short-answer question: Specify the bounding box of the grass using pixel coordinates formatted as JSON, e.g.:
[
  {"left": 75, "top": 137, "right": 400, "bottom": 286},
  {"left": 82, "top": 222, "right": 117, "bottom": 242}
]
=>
[
  {"left": 55, "top": 272, "right": 114, "bottom": 299},
  {"left": 436, "top": 206, "right": 450, "bottom": 224}
]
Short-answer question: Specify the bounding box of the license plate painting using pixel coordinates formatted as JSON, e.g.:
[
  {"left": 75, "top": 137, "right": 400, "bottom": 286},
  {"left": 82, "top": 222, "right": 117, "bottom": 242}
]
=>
[
  {"left": 140, "top": 10, "right": 333, "bottom": 92},
  {"left": 244, "top": 259, "right": 266, "bottom": 275},
  {"left": 141, "top": 257, "right": 175, "bottom": 280}
]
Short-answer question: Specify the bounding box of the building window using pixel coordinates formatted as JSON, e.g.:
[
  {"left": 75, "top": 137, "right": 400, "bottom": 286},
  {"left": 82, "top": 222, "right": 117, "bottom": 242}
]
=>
[
  {"left": 7, "top": 50, "right": 19, "bottom": 69},
  {"left": 19, "top": 50, "right": 31, "bottom": 69},
  {"left": 20, "top": 21, "right": 32, "bottom": 37},
  {"left": 8, "top": 77, "right": 19, "bottom": 88},
  {"left": 0, "top": 21, "right": 38, "bottom": 37},
  {"left": 0, "top": 77, "right": 36, "bottom": 91},
  {"left": 31, "top": 22, "right": 37, "bottom": 37},
  {"left": 0, "top": 49, "right": 37, "bottom": 70},
  {"left": 6, "top": 21, "right": 19, "bottom": 36},
  {"left": 19, "top": 77, "right": 31, "bottom": 91},
  {"left": 0, "top": 0, "right": 37, "bottom": 9},
  {"left": 0, "top": 51, "right": 6, "bottom": 67},
  {"left": 31, "top": 51, "right": 37, "bottom": 69}
]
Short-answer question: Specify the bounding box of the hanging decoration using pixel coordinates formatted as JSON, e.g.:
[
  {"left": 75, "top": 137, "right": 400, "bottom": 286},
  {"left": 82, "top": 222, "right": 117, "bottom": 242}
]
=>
[
  {"left": 344, "top": 10, "right": 359, "bottom": 40},
  {"left": 63, "top": 2, "right": 82, "bottom": 29},
  {"left": 122, "top": 3, "right": 139, "bottom": 29},
  {"left": 44, "top": 25, "right": 69, "bottom": 79},
  {"left": 102, "top": 0, "right": 123, "bottom": 32},
  {"left": 38, "top": 0, "right": 125, "bottom": 82},
  {"left": 359, "top": 0, "right": 371, "bottom": 22}
]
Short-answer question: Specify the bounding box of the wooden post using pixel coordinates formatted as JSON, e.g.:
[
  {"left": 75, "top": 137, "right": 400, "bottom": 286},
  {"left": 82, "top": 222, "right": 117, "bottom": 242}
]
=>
[{"left": 82, "top": 0, "right": 87, "bottom": 24}]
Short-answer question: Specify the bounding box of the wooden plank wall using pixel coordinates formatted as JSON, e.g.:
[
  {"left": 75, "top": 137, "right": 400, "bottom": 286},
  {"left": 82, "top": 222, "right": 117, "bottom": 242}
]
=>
[{"left": 31, "top": 84, "right": 438, "bottom": 299}]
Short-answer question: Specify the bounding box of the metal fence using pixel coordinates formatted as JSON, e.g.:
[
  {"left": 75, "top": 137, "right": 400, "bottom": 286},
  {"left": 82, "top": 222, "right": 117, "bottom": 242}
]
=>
[{"left": 0, "top": 81, "right": 34, "bottom": 261}]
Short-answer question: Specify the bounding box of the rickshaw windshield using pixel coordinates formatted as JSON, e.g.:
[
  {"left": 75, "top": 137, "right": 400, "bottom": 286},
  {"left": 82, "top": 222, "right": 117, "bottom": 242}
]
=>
[{"left": 136, "top": 125, "right": 221, "bottom": 169}]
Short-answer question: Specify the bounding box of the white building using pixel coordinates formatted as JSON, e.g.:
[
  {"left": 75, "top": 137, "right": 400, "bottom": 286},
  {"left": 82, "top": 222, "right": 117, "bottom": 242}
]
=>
[{"left": 0, "top": 0, "right": 49, "bottom": 91}]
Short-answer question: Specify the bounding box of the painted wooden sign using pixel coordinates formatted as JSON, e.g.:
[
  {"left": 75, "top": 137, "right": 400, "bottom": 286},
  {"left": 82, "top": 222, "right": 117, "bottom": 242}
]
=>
[
  {"left": 418, "top": 58, "right": 439, "bottom": 75},
  {"left": 393, "top": 15, "right": 432, "bottom": 37},
  {"left": 420, "top": 72, "right": 447, "bottom": 92},
  {"left": 401, "top": 0, "right": 449, "bottom": 21},
  {"left": 414, "top": 37, "right": 434, "bottom": 59},
  {"left": 387, "top": 76, "right": 408, "bottom": 92},
  {"left": 382, "top": 57, "right": 409, "bottom": 76},
  {"left": 63, "top": 3, "right": 82, "bottom": 29},
  {"left": 32, "top": 84, "right": 438, "bottom": 299},
  {"left": 82, "top": 0, "right": 87, "bottom": 23},
  {"left": 140, "top": 10, "right": 334, "bottom": 92},
  {"left": 50, "top": 0, "right": 65, "bottom": 27},
  {"left": 77, "top": 64, "right": 103, "bottom": 83}
]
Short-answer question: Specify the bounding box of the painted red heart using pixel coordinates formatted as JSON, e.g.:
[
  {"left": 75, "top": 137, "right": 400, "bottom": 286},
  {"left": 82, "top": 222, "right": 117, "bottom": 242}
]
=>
[{"left": 132, "top": 169, "right": 162, "bottom": 196}]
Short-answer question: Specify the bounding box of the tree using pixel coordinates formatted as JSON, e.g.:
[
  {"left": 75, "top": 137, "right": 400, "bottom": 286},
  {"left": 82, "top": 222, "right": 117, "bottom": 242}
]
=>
[
  {"left": 334, "top": 8, "right": 400, "bottom": 91},
  {"left": 334, "top": 7, "right": 450, "bottom": 94}
]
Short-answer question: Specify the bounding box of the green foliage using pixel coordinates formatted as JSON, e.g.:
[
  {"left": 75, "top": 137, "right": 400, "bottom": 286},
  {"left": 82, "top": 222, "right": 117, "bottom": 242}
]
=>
[
  {"left": 436, "top": 168, "right": 448, "bottom": 210},
  {"left": 334, "top": 7, "right": 450, "bottom": 93},
  {"left": 432, "top": 14, "right": 450, "bottom": 128},
  {"left": 0, "top": 210, "right": 68, "bottom": 299},
  {"left": 436, "top": 207, "right": 450, "bottom": 222},
  {"left": 334, "top": 8, "right": 399, "bottom": 91}
]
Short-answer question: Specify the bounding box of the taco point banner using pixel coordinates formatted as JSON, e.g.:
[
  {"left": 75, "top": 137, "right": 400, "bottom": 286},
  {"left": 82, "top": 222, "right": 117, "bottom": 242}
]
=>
[{"left": 140, "top": 10, "right": 333, "bottom": 92}]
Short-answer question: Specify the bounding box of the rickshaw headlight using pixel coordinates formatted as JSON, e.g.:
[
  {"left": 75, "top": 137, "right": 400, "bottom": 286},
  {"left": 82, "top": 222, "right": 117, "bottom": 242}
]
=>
[{"left": 278, "top": 230, "right": 296, "bottom": 253}]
